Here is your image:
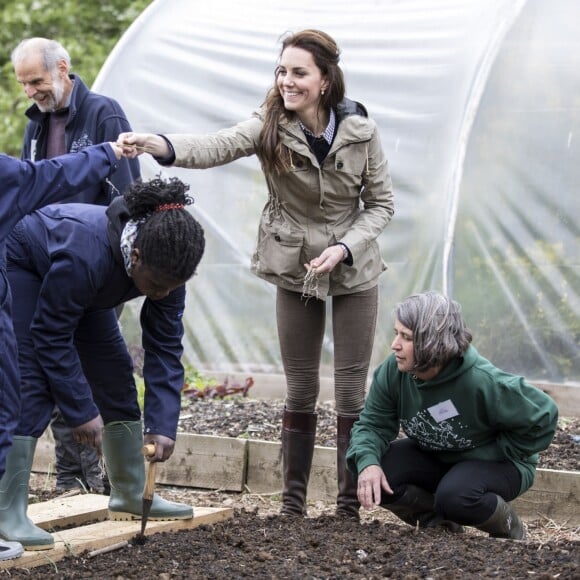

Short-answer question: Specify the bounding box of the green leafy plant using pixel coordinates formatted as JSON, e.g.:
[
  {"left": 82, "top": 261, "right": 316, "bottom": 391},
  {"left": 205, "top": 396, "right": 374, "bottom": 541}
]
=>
[
  {"left": 133, "top": 363, "right": 244, "bottom": 412},
  {"left": 182, "top": 375, "right": 254, "bottom": 400},
  {"left": 182, "top": 364, "right": 217, "bottom": 395}
]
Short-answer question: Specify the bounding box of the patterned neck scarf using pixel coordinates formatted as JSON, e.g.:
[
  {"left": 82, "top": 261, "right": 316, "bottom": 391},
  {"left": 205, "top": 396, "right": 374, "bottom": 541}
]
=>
[{"left": 120, "top": 218, "right": 147, "bottom": 276}]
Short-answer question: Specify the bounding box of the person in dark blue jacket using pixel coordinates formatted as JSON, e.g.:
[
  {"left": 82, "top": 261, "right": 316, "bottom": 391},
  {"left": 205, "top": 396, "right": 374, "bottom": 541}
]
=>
[
  {"left": 0, "top": 141, "right": 122, "bottom": 561},
  {"left": 0, "top": 176, "right": 205, "bottom": 552},
  {"left": 12, "top": 37, "right": 140, "bottom": 206},
  {"left": 12, "top": 36, "right": 142, "bottom": 493}
]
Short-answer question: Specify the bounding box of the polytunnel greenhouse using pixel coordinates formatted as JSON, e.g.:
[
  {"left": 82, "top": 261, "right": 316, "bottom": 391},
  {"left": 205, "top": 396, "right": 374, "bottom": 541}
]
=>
[{"left": 94, "top": 0, "right": 579, "bottom": 385}]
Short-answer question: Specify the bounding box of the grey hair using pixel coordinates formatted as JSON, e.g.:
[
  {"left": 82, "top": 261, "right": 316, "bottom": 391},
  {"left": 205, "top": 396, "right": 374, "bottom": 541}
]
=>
[
  {"left": 11, "top": 38, "right": 71, "bottom": 72},
  {"left": 395, "top": 291, "right": 472, "bottom": 372}
]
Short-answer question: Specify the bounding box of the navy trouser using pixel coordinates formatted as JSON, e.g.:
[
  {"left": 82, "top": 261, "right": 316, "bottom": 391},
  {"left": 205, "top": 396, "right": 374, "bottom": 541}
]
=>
[
  {"left": 0, "top": 272, "right": 21, "bottom": 477},
  {"left": 9, "top": 264, "right": 141, "bottom": 437},
  {"left": 379, "top": 438, "right": 522, "bottom": 524}
]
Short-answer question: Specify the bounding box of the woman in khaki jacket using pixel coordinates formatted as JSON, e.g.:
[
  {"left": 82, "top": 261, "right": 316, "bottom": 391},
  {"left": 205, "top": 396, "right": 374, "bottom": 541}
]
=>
[{"left": 120, "top": 29, "right": 394, "bottom": 519}]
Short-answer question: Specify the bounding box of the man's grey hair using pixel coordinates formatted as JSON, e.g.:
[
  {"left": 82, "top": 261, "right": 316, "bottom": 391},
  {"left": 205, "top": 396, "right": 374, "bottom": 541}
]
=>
[
  {"left": 394, "top": 291, "right": 472, "bottom": 373},
  {"left": 11, "top": 38, "right": 71, "bottom": 72}
]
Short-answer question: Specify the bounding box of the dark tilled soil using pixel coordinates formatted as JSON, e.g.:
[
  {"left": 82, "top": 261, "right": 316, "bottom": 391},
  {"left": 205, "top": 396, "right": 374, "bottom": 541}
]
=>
[
  {"left": 6, "top": 397, "right": 579, "bottom": 579},
  {"left": 5, "top": 511, "right": 579, "bottom": 580}
]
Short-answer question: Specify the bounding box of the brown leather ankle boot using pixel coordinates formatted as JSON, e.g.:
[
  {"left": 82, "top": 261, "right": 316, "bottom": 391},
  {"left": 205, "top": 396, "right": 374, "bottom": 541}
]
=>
[{"left": 280, "top": 409, "right": 317, "bottom": 516}]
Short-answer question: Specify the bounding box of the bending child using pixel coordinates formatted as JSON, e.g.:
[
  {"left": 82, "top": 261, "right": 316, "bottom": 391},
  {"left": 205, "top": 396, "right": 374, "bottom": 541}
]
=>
[{"left": 0, "top": 176, "right": 205, "bottom": 551}]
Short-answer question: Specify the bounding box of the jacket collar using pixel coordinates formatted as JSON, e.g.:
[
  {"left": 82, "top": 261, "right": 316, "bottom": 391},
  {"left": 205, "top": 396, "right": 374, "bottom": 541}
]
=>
[
  {"left": 336, "top": 97, "right": 368, "bottom": 121},
  {"left": 278, "top": 97, "right": 373, "bottom": 144}
]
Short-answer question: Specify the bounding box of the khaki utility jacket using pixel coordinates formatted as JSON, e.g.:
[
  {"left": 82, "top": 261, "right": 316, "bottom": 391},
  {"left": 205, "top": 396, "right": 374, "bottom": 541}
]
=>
[{"left": 168, "top": 99, "right": 394, "bottom": 299}]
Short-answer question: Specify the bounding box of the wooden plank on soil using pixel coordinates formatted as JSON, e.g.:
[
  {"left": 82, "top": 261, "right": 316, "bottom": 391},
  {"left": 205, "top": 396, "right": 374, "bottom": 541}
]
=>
[
  {"left": 512, "top": 468, "right": 580, "bottom": 525},
  {"left": 155, "top": 433, "right": 248, "bottom": 491},
  {"left": 28, "top": 493, "right": 109, "bottom": 529},
  {"left": 0, "top": 506, "right": 233, "bottom": 571}
]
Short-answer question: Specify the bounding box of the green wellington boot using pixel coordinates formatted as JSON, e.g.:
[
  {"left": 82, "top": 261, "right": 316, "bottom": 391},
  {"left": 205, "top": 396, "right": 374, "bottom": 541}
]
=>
[
  {"left": 102, "top": 421, "right": 193, "bottom": 521},
  {"left": 0, "top": 436, "right": 54, "bottom": 550}
]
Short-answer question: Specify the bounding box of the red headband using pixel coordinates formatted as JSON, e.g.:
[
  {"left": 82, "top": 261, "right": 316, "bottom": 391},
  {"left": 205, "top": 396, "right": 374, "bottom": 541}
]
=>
[{"left": 155, "top": 203, "right": 185, "bottom": 212}]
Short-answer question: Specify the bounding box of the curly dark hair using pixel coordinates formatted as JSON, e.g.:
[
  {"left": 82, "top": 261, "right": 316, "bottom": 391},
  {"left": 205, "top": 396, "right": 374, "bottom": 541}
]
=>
[{"left": 124, "top": 176, "right": 205, "bottom": 281}]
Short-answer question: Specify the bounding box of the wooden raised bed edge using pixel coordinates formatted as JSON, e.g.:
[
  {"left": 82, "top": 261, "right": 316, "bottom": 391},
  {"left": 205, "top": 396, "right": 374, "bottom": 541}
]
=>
[{"left": 33, "top": 431, "right": 579, "bottom": 526}]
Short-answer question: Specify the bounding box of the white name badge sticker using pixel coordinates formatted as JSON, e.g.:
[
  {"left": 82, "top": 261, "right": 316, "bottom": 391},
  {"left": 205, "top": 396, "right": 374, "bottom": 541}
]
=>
[{"left": 427, "top": 400, "right": 459, "bottom": 422}]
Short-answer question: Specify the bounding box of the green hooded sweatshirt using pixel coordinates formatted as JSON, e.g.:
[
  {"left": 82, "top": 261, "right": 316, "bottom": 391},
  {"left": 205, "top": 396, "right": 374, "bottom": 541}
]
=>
[{"left": 346, "top": 345, "right": 558, "bottom": 495}]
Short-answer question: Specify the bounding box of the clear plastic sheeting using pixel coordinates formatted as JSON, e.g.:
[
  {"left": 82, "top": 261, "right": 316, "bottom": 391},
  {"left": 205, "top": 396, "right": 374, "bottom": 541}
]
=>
[{"left": 94, "top": 0, "right": 579, "bottom": 384}]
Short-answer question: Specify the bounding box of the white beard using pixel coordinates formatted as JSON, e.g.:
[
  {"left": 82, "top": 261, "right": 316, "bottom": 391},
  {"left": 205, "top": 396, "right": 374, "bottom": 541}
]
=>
[{"left": 36, "top": 75, "right": 66, "bottom": 113}]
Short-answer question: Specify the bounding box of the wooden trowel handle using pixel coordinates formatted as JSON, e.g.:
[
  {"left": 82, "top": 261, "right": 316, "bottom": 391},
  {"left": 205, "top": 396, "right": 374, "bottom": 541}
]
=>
[
  {"left": 142, "top": 444, "right": 157, "bottom": 500},
  {"left": 142, "top": 444, "right": 156, "bottom": 458}
]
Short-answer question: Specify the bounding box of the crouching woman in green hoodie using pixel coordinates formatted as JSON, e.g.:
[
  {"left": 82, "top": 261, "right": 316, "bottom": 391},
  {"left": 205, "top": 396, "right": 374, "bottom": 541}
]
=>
[{"left": 346, "top": 291, "right": 558, "bottom": 540}]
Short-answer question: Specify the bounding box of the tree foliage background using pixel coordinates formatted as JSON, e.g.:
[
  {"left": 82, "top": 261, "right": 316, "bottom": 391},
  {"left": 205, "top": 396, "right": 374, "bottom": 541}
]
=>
[{"left": 0, "top": 0, "right": 154, "bottom": 157}]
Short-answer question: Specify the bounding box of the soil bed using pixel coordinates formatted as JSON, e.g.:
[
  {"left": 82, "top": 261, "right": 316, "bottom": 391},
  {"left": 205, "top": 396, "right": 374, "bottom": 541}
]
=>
[
  {"left": 8, "top": 398, "right": 580, "bottom": 579},
  {"left": 175, "top": 398, "right": 580, "bottom": 472}
]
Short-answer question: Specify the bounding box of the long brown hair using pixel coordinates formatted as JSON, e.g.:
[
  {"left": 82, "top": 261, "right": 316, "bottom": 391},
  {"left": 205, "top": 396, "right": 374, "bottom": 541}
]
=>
[{"left": 257, "top": 29, "right": 345, "bottom": 176}]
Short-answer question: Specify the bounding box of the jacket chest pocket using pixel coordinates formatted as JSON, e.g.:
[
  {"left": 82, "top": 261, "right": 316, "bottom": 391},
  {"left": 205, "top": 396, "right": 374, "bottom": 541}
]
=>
[
  {"left": 324, "top": 149, "right": 367, "bottom": 198},
  {"left": 332, "top": 146, "right": 367, "bottom": 177}
]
